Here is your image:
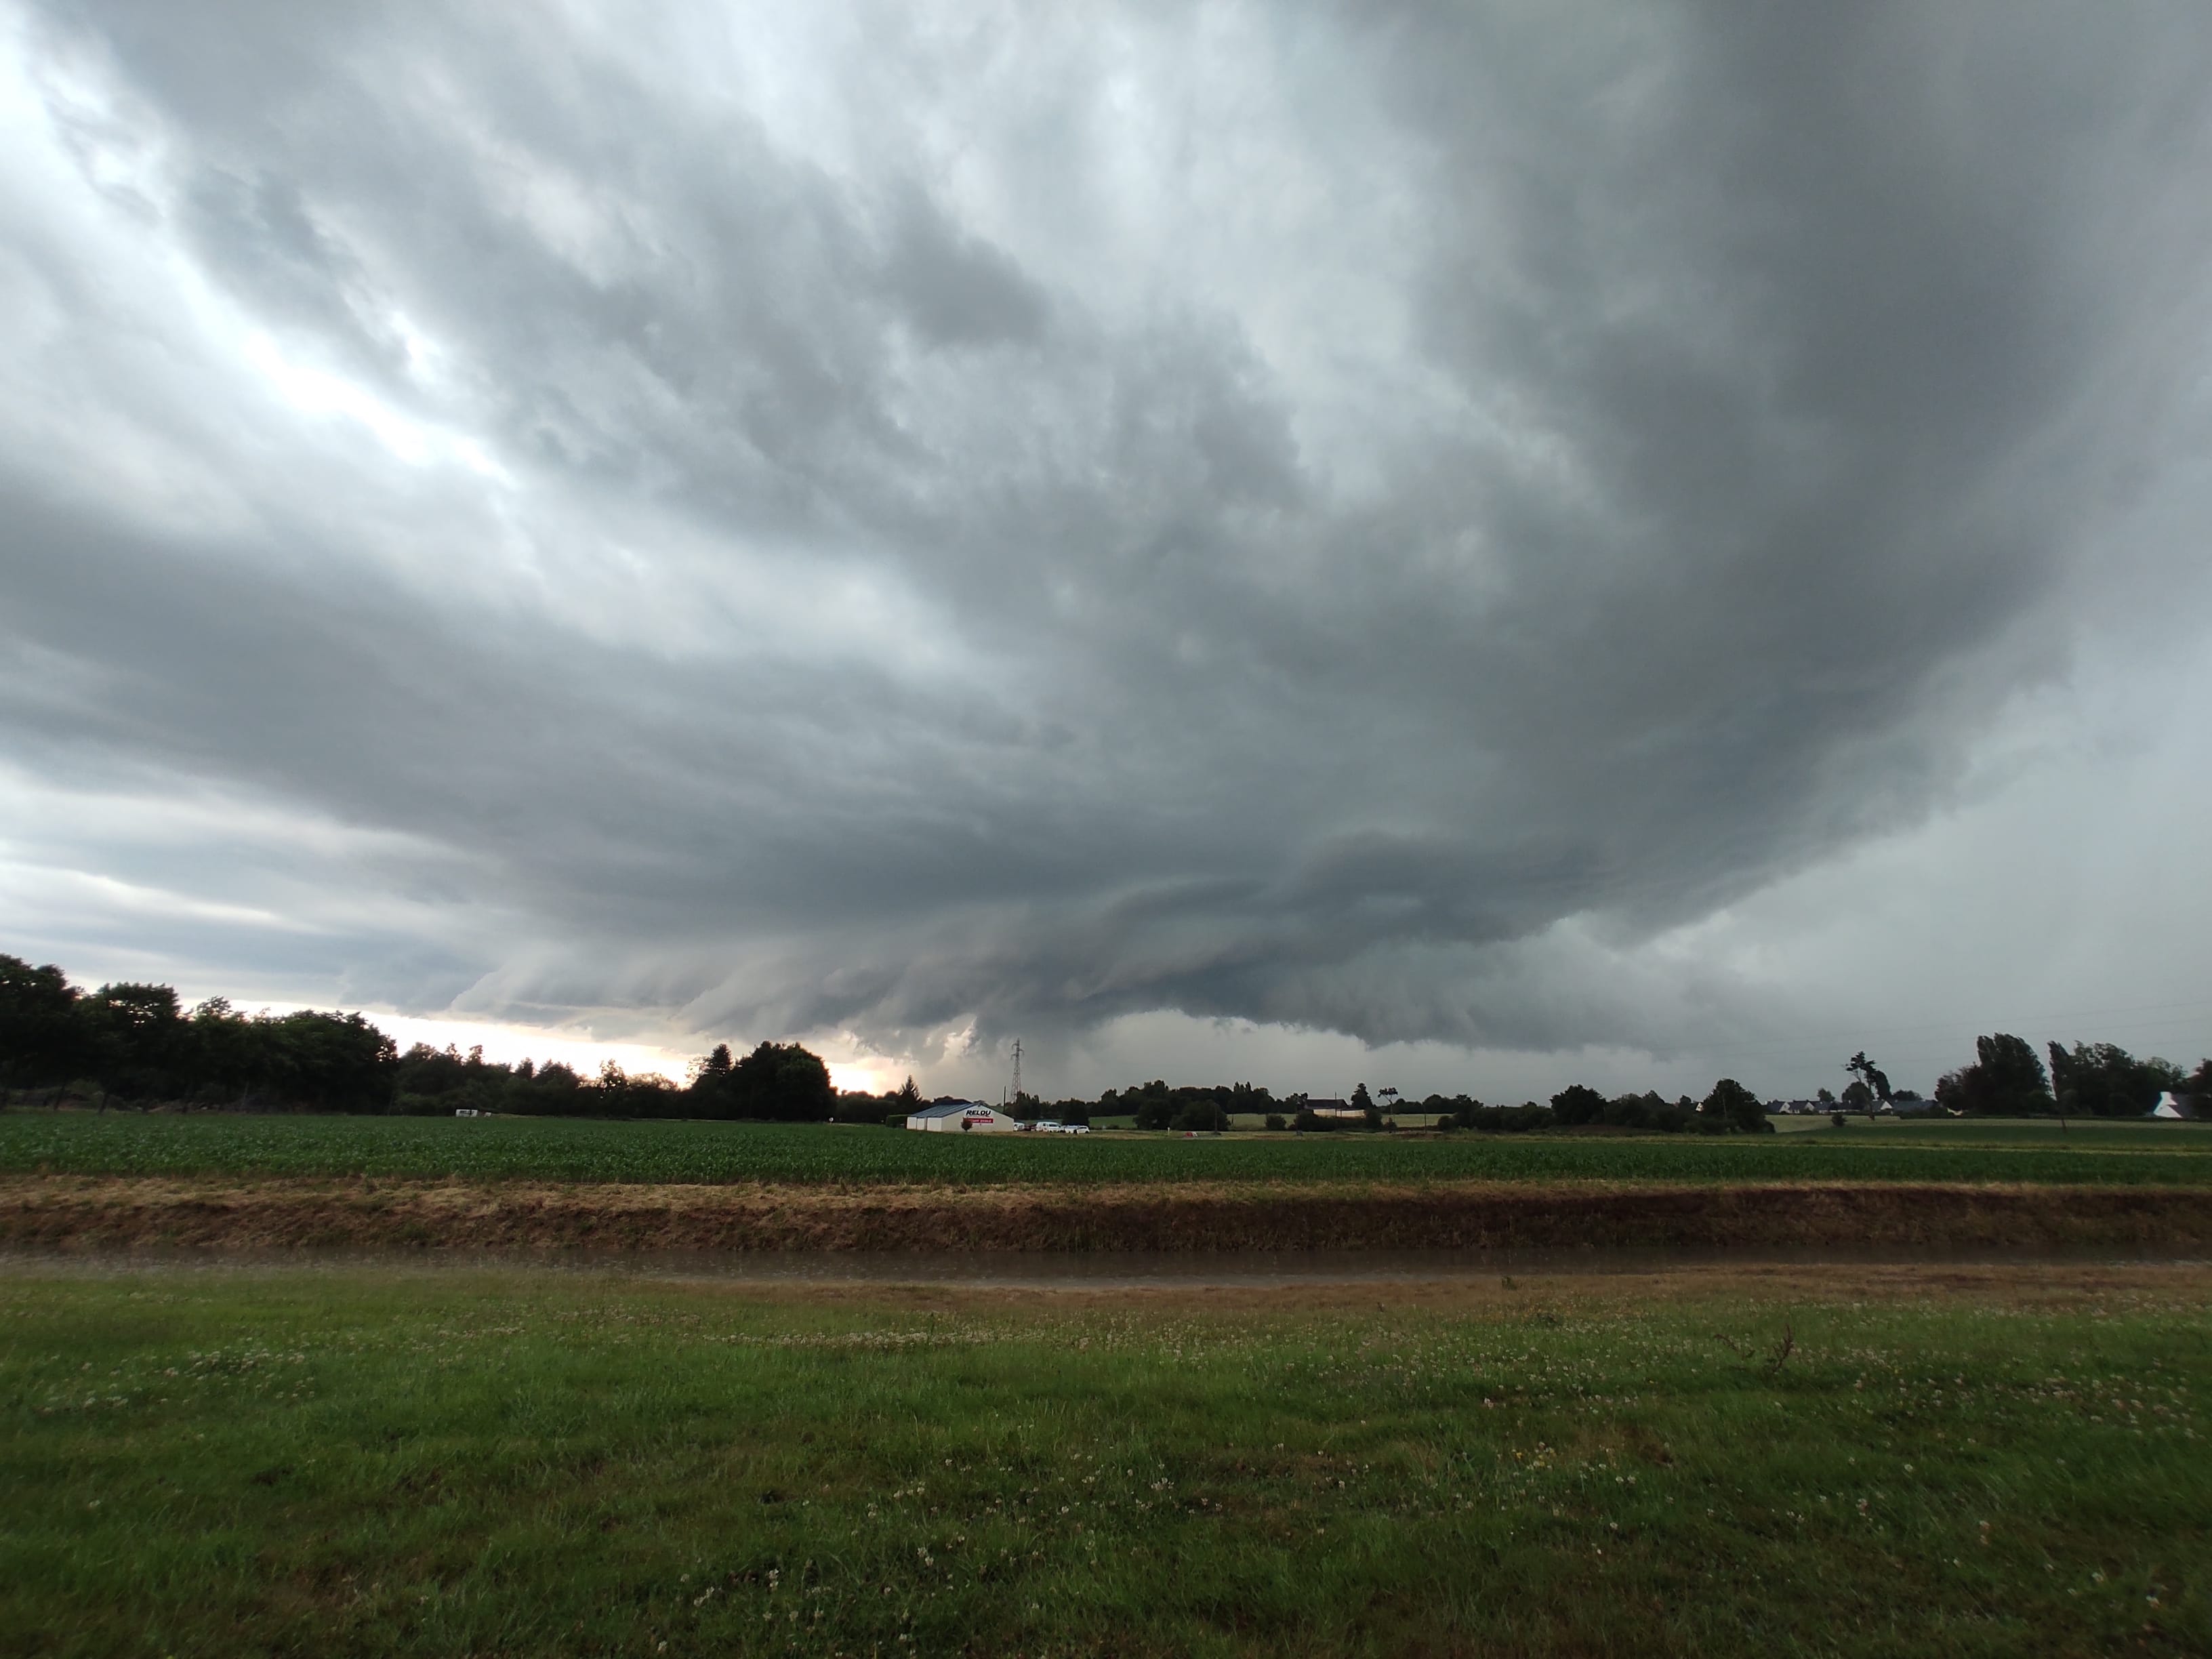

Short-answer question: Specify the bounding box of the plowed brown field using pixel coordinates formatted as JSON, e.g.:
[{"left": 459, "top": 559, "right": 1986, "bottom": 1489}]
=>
[{"left": 5, "top": 1172, "right": 2207, "bottom": 1254}]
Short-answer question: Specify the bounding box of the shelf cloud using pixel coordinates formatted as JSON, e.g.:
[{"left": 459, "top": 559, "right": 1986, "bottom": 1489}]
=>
[{"left": 5, "top": 1, "right": 2211, "bottom": 1090}]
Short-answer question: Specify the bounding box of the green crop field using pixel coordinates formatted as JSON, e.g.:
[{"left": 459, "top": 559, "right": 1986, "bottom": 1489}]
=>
[
  {"left": 3, "top": 1263, "right": 2206, "bottom": 1656},
  {"left": 4, "top": 1109, "right": 2211, "bottom": 1187}
]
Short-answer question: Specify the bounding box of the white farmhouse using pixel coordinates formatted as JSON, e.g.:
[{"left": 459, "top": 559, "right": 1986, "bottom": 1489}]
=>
[{"left": 905, "top": 1101, "right": 1023, "bottom": 1132}]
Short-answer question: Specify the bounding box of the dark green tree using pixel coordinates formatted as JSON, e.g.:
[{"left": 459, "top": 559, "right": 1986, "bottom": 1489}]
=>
[
  {"left": 1549, "top": 1084, "right": 1607, "bottom": 1127},
  {"left": 1128, "top": 1080, "right": 1178, "bottom": 1130},
  {"left": 85, "top": 982, "right": 184, "bottom": 1105},
  {"left": 2048, "top": 1042, "right": 2184, "bottom": 1119},
  {"left": 1170, "top": 1098, "right": 1229, "bottom": 1133},
  {"left": 1700, "top": 1078, "right": 1769, "bottom": 1134},
  {"left": 680, "top": 1040, "right": 830, "bottom": 1122},
  {"left": 691, "top": 1043, "right": 734, "bottom": 1092},
  {"left": 0, "top": 956, "right": 86, "bottom": 1094},
  {"left": 1934, "top": 1034, "right": 2051, "bottom": 1116},
  {"left": 260, "top": 1010, "right": 397, "bottom": 1111},
  {"left": 184, "top": 998, "right": 253, "bottom": 1103},
  {"left": 2045, "top": 1042, "right": 2076, "bottom": 1131},
  {"left": 1227, "top": 1082, "right": 1275, "bottom": 1117},
  {"left": 729, "top": 1041, "right": 835, "bottom": 1122},
  {"left": 1845, "top": 1052, "right": 1892, "bottom": 1120},
  {"left": 2185, "top": 1060, "right": 2212, "bottom": 1112},
  {"left": 1602, "top": 1090, "right": 1679, "bottom": 1130}
]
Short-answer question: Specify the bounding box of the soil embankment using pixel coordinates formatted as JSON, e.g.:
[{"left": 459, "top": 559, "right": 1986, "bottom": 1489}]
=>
[{"left": 2, "top": 1174, "right": 2207, "bottom": 1255}]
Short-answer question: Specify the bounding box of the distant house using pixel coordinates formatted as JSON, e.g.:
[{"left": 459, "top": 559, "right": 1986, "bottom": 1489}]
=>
[
  {"left": 905, "top": 1101, "right": 1021, "bottom": 1132},
  {"left": 2150, "top": 1092, "right": 2197, "bottom": 1120},
  {"left": 1301, "top": 1098, "right": 1365, "bottom": 1121}
]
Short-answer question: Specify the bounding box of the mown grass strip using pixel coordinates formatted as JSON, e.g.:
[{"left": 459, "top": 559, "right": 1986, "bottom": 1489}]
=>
[{"left": 2, "top": 1265, "right": 2206, "bottom": 1656}]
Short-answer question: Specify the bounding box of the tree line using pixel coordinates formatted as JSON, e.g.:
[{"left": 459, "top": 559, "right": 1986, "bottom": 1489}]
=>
[
  {"left": 0, "top": 955, "right": 834, "bottom": 1121},
  {"left": 1931, "top": 1035, "right": 2204, "bottom": 1120},
  {"left": 1300, "top": 1080, "right": 1771, "bottom": 1135},
  {"left": 5, "top": 951, "right": 2204, "bottom": 1127},
  {"left": 1084, "top": 1078, "right": 1772, "bottom": 1134},
  {"left": 1096, "top": 1040, "right": 2207, "bottom": 1136}
]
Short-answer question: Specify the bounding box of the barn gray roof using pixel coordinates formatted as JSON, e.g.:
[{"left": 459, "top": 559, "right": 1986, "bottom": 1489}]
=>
[{"left": 907, "top": 1100, "right": 994, "bottom": 1119}]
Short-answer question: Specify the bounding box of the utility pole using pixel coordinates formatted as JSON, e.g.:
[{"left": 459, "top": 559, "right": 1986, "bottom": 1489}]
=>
[{"left": 1010, "top": 1038, "right": 1023, "bottom": 1109}]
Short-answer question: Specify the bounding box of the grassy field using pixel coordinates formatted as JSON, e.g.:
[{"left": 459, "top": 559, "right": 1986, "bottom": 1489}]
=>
[
  {"left": 3, "top": 1110, "right": 2210, "bottom": 1189},
  {"left": 2, "top": 1262, "right": 2206, "bottom": 1656}
]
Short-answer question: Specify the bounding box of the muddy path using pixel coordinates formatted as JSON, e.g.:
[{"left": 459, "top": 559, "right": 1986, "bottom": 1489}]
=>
[{"left": 3, "top": 1172, "right": 2208, "bottom": 1257}]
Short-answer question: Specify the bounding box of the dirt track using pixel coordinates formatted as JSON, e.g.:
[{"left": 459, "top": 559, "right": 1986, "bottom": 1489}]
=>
[{"left": 3, "top": 1173, "right": 2207, "bottom": 1254}]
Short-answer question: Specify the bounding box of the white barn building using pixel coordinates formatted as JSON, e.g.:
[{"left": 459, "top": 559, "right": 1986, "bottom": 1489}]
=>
[{"left": 905, "top": 1101, "right": 1023, "bottom": 1132}]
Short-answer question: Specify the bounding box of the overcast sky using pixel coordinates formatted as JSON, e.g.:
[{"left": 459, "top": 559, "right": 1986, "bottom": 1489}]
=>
[{"left": 5, "top": 1, "right": 2211, "bottom": 1103}]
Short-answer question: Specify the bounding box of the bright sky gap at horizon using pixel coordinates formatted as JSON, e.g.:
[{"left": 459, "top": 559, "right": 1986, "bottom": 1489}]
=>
[{"left": 3, "top": 2, "right": 2210, "bottom": 1103}]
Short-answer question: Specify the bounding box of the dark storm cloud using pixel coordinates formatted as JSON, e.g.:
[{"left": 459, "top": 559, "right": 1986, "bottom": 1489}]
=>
[
  {"left": 5, "top": 0, "right": 2210, "bottom": 1058},
  {"left": 883, "top": 186, "right": 1052, "bottom": 349}
]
